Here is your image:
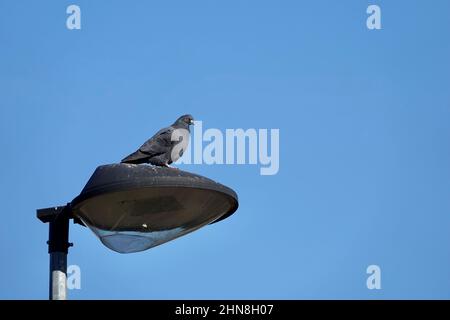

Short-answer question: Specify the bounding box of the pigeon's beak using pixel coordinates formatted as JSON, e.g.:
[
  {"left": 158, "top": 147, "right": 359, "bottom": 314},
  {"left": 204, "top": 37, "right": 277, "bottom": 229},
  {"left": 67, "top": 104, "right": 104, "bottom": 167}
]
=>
[{"left": 190, "top": 119, "right": 195, "bottom": 125}]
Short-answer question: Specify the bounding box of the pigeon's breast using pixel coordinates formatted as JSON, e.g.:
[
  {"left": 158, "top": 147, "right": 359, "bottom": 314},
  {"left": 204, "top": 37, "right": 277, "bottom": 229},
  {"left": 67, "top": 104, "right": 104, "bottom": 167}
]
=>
[{"left": 169, "top": 138, "right": 189, "bottom": 163}]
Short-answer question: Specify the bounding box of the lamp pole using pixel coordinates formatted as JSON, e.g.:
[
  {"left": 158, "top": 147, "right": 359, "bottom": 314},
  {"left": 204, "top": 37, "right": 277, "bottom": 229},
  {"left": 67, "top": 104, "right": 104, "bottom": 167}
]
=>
[{"left": 38, "top": 206, "right": 74, "bottom": 300}]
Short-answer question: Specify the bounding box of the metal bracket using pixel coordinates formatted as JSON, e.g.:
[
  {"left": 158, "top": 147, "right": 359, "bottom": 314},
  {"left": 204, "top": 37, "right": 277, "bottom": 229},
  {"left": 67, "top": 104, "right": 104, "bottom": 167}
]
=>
[{"left": 37, "top": 204, "right": 86, "bottom": 227}]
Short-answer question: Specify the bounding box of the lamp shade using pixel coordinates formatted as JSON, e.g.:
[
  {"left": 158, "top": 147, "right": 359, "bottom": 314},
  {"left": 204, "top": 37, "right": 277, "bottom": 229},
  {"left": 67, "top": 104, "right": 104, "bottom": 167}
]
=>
[{"left": 70, "top": 164, "right": 238, "bottom": 253}]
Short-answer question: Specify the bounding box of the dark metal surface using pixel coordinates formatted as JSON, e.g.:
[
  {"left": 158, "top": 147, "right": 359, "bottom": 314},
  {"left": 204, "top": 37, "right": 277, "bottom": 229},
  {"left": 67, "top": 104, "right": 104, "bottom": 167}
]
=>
[
  {"left": 37, "top": 206, "right": 67, "bottom": 223},
  {"left": 47, "top": 208, "right": 71, "bottom": 254},
  {"left": 37, "top": 205, "right": 85, "bottom": 226},
  {"left": 71, "top": 164, "right": 239, "bottom": 224}
]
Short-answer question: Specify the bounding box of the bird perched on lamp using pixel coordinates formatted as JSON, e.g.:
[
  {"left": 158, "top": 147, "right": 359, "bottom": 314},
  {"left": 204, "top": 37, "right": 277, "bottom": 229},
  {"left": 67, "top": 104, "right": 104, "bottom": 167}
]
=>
[{"left": 121, "top": 114, "right": 194, "bottom": 168}]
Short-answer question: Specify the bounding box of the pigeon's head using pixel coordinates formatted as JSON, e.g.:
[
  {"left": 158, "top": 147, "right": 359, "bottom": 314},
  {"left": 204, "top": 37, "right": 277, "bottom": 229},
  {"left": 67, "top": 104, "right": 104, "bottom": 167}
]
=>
[{"left": 175, "top": 114, "right": 195, "bottom": 127}]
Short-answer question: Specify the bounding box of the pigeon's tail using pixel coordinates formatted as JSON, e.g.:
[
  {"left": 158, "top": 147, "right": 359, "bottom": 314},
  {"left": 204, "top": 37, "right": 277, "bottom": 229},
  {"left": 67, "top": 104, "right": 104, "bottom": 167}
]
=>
[{"left": 121, "top": 150, "right": 149, "bottom": 164}]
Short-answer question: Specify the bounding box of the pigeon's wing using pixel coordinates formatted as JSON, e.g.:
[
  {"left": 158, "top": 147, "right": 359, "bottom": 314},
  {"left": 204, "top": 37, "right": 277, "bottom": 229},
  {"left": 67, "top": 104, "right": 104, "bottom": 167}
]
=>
[
  {"left": 121, "top": 149, "right": 149, "bottom": 164},
  {"left": 121, "top": 126, "right": 176, "bottom": 164},
  {"left": 138, "top": 126, "right": 174, "bottom": 156}
]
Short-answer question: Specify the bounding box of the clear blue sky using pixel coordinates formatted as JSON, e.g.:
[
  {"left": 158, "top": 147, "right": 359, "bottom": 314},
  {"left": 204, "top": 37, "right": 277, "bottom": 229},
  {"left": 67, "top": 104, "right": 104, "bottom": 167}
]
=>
[{"left": 1, "top": 0, "right": 449, "bottom": 299}]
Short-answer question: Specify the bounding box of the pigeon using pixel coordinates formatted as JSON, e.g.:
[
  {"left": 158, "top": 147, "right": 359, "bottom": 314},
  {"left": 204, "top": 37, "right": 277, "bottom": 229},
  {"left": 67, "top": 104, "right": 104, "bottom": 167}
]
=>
[{"left": 121, "top": 114, "right": 194, "bottom": 167}]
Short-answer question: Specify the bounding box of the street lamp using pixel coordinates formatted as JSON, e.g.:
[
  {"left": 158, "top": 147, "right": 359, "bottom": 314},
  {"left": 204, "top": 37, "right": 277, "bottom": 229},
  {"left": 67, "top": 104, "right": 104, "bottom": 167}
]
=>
[{"left": 37, "top": 163, "right": 238, "bottom": 300}]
